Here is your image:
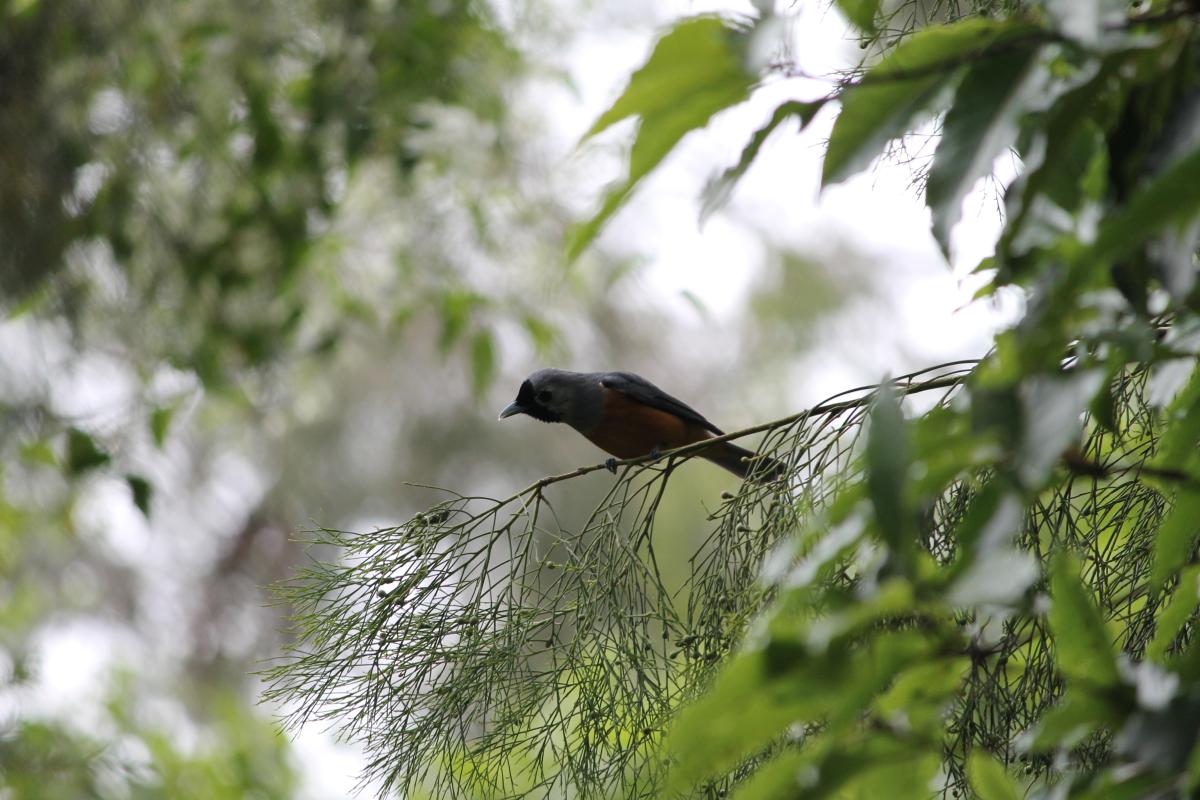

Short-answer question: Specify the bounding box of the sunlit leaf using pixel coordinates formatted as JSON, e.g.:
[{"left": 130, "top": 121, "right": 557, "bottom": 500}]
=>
[
  {"left": 967, "top": 750, "right": 1023, "bottom": 800},
  {"left": 823, "top": 18, "right": 1038, "bottom": 186},
  {"left": 1048, "top": 552, "right": 1120, "bottom": 688},
  {"left": 1026, "top": 690, "right": 1121, "bottom": 750},
  {"left": 1149, "top": 568, "right": 1200, "bottom": 663},
  {"left": 834, "top": 0, "right": 880, "bottom": 33},
  {"left": 665, "top": 631, "right": 931, "bottom": 791},
  {"left": 19, "top": 439, "right": 57, "bottom": 468},
  {"left": 1149, "top": 492, "right": 1200, "bottom": 595},
  {"left": 569, "top": 16, "right": 754, "bottom": 259},
  {"left": 927, "top": 47, "right": 1045, "bottom": 255}
]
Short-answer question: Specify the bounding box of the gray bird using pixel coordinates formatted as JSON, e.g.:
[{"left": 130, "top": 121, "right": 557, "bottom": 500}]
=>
[{"left": 499, "top": 369, "right": 786, "bottom": 481}]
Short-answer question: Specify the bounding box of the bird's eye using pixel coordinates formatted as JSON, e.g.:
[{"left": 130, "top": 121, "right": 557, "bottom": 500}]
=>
[{"left": 536, "top": 389, "right": 552, "bottom": 403}]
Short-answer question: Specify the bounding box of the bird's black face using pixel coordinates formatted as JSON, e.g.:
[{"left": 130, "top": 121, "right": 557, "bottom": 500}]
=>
[{"left": 498, "top": 379, "right": 562, "bottom": 423}]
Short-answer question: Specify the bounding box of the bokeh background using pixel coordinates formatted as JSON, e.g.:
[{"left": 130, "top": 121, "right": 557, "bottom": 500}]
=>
[{"left": 0, "top": 0, "right": 1016, "bottom": 795}]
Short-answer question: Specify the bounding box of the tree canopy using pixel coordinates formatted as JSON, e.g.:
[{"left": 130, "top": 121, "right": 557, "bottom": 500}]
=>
[{"left": 267, "top": 0, "right": 1200, "bottom": 797}]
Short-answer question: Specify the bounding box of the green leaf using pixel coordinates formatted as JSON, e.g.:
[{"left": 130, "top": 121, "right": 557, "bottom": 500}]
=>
[
  {"left": 927, "top": 47, "right": 1045, "bottom": 255},
  {"left": 700, "top": 99, "right": 826, "bottom": 222},
  {"left": 732, "top": 737, "right": 938, "bottom": 800},
  {"left": 665, "top": 631, "right": 931, "bottom": 792},
  {"left": 1048, "top": 552, "right": 1120, "bottom": 688},
  {"left": 521, "top": 315, "right": 557, "bottom": 357},
  {"left": 1147, "top": 364, "right": 1200, "bottom": 593},
  {"left": 568, "top": 16, "right": 754, "bottom": 259},
  {"left": 1149, "top": 491, "right": 1200, "bottom": 595},
  {"left": 150, "top": 405, "right": 175, "bottom": 448},
  {"left": 469, "top": 330, "right": 496, "bottom": 396},
  {"left": 823, "top": 18, "right": 1038, "bottom": 186},
  {"left": 19, "top": 439, "right": 57, "bottom": 468},
  {"left": 967, "top": 751, "right": 1023, "bottom": 800},
  {"left": 438, "top": 290, "right": 484, "bottom": 351},
  {"left": 66, "top": 428, "right": 110, "bottom": 475},
  {"left": 1027, "top": 690, "right": 1121, "bottom": 750},
  {"left": 834, "top": 0, "right": 880, "bottom": 34},
  {"left": 865, "top": 384, "right": 911, "bottom": 560},
  {"left": 1148, "top": 566, "right": 1200, "bottom": 662},
  {"left": 1088, "top": 145, "right": 1200, "bottom": 267},
  {"left": 125, "top": 474, "right": 153, "bottom": 517}
]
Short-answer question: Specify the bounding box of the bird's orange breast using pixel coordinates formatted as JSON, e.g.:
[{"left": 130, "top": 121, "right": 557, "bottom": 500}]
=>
[{"left": 583, "top": 388, "right": 712, "bottom": 459}]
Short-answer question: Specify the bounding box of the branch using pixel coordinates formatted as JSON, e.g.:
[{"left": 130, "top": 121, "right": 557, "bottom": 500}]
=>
[{"left": 517, "top": 362, "right": 978, "bottom": 496}]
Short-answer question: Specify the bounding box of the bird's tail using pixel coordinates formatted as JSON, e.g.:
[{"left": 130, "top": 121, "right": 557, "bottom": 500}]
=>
[{"left": 698, "top": 440, "right": 788, "bottom": 483}]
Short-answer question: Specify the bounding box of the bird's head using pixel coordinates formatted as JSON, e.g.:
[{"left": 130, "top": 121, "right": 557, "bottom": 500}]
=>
[{"left": 498, "top": 369, "right": 600, "bottom": 430}]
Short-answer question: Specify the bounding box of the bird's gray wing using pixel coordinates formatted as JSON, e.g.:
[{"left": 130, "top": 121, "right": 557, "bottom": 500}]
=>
[{"left": 598, "top": 371, "right": 724, "bottom": 435}]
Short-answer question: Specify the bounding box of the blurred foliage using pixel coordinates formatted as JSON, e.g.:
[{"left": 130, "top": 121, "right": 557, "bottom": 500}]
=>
[
  {"left": 0, "top": 677, "right": 297, "bottom": 799},
  {"left": 0, "top": 0, "right": 520, "bottom": 385},
  {"left": 0, "top": 0, "right": 600, "bottom": 795},
  {"left": 270, "top": 0, "right": 1200, "bottom": 798}
]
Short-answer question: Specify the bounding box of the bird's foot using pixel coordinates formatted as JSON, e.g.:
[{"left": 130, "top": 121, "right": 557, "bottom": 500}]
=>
[
  {"left": 649, "top": 446, "right": 662, "bottom": 459},
  {"left": 605, "top": 458, "right": 618, "bottom": 474}
]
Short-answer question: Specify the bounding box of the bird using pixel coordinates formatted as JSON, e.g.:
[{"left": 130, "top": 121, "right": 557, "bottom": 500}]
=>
[{"left": 498, "top": 368, "right": 786, "bottom": 482}]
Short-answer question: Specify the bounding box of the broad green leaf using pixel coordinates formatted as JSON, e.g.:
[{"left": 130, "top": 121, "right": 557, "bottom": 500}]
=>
[
  {"left": 927, "top": 47, "right": 1045, "bottom": 255},
  {"left": 1048, "top": 553, "right": 1120, "bottom": 688},
  {"left": 865, "top": 384, "right": 910, "bottom": 560},
  {"left": 823, "top": 18, "right": 1039, "bottom": 186},
  {"left": 967, "top": 750, "right": 1023, "bottom": 800},
  {"left": 665, "top": 631, "right": 931, "bottom": 791},
  {"left": 1149, "top": 492, "right": 1200, "bottom": 595},
  {"left": 66, "top": 428, "right": 110, "bottom": 475},
  {"left": 731, "top": 735, "right": 938, "bottom": 800},
  {"left": 701, "top": 99, "right": 826, "bottom": 222},
  {"left": 569, "top": 16, "right": 753, "bottom": 259},
  {"left": 1088, "top": 145, "right": 1200, "bottom": 266},
  {"left": 835, "top": 0, "right": 880, "bottom": 33},
  {"left": 730, "top": 750, "right": 810, "bottom": 800},
  {"left": 1147, "top": 363, "right": 1200, "bottom": 593},
  {"left": 1026, "top": 690, "right": 1121, "bottom": 750},
  {"left": 125, "top": 474, "right": 153, "bottom": 517},
  {"left": 874, "top": 656, "right": 970, "bottom": 733}
]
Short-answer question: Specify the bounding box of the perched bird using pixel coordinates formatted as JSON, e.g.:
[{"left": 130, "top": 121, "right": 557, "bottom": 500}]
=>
[{"left": 498, "top": 369, "right": 786, "bottom": 481}]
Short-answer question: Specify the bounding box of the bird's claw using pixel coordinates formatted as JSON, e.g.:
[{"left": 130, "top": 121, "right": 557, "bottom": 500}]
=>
[
  {"left": 649, "top": 446, "right": 662, "bottom": 459},
  {"left": 605, "top": 458, "right": 618, "bottom": 474}
]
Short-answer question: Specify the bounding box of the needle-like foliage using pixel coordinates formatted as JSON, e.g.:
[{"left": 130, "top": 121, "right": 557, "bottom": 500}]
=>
[{"left": 263, "top": 363, "right": 974, "bottom": 797}]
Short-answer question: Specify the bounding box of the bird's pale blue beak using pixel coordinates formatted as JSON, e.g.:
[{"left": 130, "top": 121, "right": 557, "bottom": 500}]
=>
[{"left": 498, "top": 401, "right": 526, "bottom": 420}]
